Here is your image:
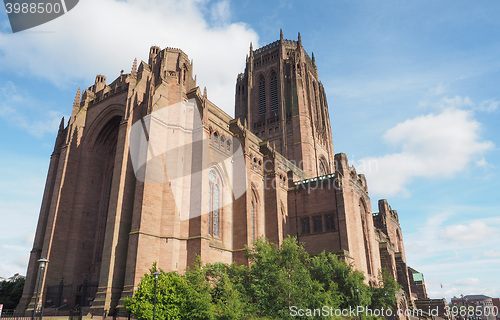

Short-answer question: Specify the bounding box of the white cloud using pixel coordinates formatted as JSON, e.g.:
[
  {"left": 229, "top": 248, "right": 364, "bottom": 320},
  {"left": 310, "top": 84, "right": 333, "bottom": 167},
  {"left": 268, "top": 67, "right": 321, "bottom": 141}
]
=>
[
  {"left": 475, "top": 158, "right": 488, "bottom": 167},
  {"left": 23, "top": 232, "right": 35, "bottom": 247},
  {"left": 0, "top": 248, "right": 29, "bottom": 278},
  {"left": 210, "top": 0, "right": 231, "bottom": 24},
  {"left": 0, "top": 81, "right": 64, "bottom": 137},
  {"left": 476, "top": 99, "right": 500, "bottom": 113},
  {"left": 0, "top": 0, "right": 259, "bottom": 116},
  {"left": 0, "top": 154, "right": 46, "bottom": 278},
  {"left": 442, "top": 221, "right": 495, "bottom": 244},
  {"left": 360, "top": 107, "right": 493, "bottom": 197},
  {"left": 418, "top": 95, "right": 499, "bottom": 113},
  {"left": 484, "top": 250, "right": 500, "bottom": 258},
  {"left": 402, "top": 211, "right": 500, "bottom": 299},
  {"left": 430, "top": 84, "right": 445, "bottom": 96},
  {"left": 454, "top": 277, "right": 480, "bottom": 286},
  {"left": 405, "top": 214, "right": 500, "bottom": 260}
]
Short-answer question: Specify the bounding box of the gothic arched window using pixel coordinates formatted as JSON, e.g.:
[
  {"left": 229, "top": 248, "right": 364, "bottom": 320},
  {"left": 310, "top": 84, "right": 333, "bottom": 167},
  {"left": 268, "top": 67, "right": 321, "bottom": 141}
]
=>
[
  {"left": 270, "top": 71, "right": 278, "bottom": 112},
  {"left": 318, "top": 157, "right": 328, "bottom": 176},
  {"left": 209, "top": 170, "right": 221, "bottom": 237},
  {"left": 251, "top": 201, "right": 256, "bottom": 241},
  {"left": 182, "top": 65, "right": 188, "bottom": 85},
  {"left": 258, "top": 75, "right": 266, "bottom": 116},
  {"left": 359, "top": 201, "right": 372, "bottom": 276}
]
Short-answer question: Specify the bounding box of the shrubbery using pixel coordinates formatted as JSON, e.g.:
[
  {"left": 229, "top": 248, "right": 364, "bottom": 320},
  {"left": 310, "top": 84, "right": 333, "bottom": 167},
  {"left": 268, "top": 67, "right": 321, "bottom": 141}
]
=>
[
  {"left": 0, "top": 277, "right": 25, "bottom": 309},
  {"left": 125, "top": 236, "right": 399, "bottom": 320}
]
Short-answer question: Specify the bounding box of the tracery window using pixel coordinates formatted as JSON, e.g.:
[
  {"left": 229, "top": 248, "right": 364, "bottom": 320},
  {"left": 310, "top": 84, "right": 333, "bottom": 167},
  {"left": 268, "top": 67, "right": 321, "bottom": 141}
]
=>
[
  {"left": 319, "top": 157, "right": 328, "bottom": 176},
  {"left": 270, "top": 71, "right": 278, "bottom": 112},
  {"left": 208, "top": 170, "right": 221, "bottom": 237},
  {"left": 251, "top": 201, "right": 256, "bottom": 241},
  {"left": 258, "top": 75, "right": 266, "bottom": 116}
]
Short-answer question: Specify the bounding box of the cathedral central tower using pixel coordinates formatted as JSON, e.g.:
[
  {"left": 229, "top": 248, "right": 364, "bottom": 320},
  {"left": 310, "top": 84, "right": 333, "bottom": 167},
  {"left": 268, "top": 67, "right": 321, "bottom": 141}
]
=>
[{"left": 235, "top": 30, "right": 334, "bottom": 178}]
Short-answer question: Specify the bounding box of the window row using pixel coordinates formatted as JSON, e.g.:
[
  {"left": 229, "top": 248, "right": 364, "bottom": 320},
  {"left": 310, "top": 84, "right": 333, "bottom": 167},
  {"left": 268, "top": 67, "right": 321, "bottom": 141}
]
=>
[
  {"left": 301, "top": 213, "right": 336, "bottom": 235},
  {"left": 210, "top": 131, "right": 232, "bottom": 151}
]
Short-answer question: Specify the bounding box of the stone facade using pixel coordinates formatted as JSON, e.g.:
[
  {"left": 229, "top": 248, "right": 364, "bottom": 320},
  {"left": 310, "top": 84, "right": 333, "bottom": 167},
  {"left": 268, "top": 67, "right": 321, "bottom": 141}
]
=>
[{"left": 18, "top": 32, "right": 425, "bottom": 316}]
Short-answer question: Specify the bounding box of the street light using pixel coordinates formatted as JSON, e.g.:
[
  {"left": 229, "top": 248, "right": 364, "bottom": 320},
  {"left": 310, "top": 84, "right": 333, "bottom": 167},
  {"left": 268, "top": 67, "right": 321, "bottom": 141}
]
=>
[
  {"left": 32, "top": 258, "right": 49, "bottom": 320},
  {"left": 355, "top": 287, "right": 361, "bottom": 320},
  {"left": 152, "top": 271, "right": 161, "bottom": 320}
]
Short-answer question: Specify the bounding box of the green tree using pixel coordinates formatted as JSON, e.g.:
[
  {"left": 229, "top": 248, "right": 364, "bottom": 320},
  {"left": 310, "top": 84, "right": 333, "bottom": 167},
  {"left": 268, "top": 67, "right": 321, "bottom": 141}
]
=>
[
  {"left": 246, "top": 236, "right": 332, "bottom": 319},
  {"left": 124, "top": 264, "right": 214, "bottom": 320},
  {"left": 0, "top": 277, "right": 25, "bottom": 309},
  {"left": 369, "top": 269, "right": 400, "bottom": 310},
  {"left": 203, "top": 262, "right": 249, "bottom": 320},
  {"left": 309, "top": 251, "right": 371, "bottom": 309}
]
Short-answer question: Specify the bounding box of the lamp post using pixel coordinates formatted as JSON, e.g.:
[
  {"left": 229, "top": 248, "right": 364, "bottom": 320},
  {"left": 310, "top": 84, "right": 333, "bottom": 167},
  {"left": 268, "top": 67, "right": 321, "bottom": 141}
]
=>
[
  {"left": 32, "top": 258, "right": 49, "bottom": 320},
  {"left": 356, "top": 287, "right": 361, "bottom": 320},
  {"left": 152, "top": 271, "right": 161, "bottom": 320}
]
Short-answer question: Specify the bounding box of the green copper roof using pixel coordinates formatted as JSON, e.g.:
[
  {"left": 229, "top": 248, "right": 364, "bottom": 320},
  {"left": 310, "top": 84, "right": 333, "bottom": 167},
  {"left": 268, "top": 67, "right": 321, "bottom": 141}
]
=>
[{"left": 413, "top": 273, "right": 423, "bottom": 282}]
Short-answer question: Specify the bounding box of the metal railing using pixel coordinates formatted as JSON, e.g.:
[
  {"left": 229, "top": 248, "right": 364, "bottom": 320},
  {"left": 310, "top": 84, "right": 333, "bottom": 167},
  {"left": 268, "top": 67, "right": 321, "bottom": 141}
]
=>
[{"left": 0, "top": 309, "right": 34, "bottom": 320}]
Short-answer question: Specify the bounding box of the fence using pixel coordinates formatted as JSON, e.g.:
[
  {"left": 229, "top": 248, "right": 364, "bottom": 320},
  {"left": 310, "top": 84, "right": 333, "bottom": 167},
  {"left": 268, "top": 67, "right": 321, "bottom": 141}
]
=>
[
  {"left": 1, "top": 308, "right": 134, "bottom": 320},
  {"left": 0, "top": 309, "right": 36, "bottom": 320}
]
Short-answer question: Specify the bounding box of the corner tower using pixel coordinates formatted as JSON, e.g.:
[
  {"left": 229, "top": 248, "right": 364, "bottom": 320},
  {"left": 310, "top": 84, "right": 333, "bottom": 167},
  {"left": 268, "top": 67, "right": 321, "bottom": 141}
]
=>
[{"left": 235, "top": 31, "right": 334, "bottom": 178}]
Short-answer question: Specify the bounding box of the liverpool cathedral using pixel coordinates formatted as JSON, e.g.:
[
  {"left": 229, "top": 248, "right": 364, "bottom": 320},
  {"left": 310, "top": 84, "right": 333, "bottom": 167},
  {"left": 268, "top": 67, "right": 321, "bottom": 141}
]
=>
[{"left": 18, "top": 31, "right": 438, "bottom": 317}]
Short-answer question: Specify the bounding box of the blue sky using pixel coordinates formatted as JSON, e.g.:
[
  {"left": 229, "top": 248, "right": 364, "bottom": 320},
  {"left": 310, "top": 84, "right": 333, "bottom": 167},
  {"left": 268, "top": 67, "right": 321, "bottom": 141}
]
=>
[{"left": 1, "top": 0, "right": 499, "bottom": 301}]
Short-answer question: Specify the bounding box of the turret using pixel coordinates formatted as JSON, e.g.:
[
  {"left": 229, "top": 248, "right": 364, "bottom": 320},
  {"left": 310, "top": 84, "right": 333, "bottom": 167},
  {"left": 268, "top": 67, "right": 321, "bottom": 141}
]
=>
[
  {"left": 149, "top": 45, "right": 161, "bottom": 64},
  {"left": 94, "top": 74, "right": 105, "bottom": 91},
  {"left": 131, "top": 58, "right": 137, "bottom": 78}
]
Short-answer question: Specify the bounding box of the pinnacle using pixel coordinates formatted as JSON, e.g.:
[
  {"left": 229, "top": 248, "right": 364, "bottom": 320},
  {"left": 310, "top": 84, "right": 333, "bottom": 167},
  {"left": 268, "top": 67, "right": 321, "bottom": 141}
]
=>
[
  {"left": 73, "top": 87, "right": 81, "bottom": 108},
  {"left": 59, "top": 117, "right": 65, "bottom": 131},
  {"left": 132, "top": 58, "right": 138, "bottom": 75}
]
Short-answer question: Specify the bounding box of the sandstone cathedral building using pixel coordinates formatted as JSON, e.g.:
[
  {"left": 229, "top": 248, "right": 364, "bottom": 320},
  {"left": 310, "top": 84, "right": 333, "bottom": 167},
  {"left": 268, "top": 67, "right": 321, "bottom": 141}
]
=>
[{"left": 18, "top": 31, "right": 431, "bottom": 317}]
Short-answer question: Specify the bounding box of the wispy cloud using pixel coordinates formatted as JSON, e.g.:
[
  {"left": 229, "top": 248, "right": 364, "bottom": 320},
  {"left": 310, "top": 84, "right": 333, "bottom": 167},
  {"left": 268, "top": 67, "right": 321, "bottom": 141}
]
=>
[
  {"left": 484, "top": 250, "right": 500, "bottom": 258},
  {"left": 0, "top": 81, "right": 64, "bottom": 137},
  {"left": 442, "top": 221, "right": 495, "bottom": 244},
  {"left": 419, "top": 95, "right": 500, "bottom": 113},
  {"left": 454, "top": 277, "right": 481, "bottom": 286},
  {"left": 401, "top": 208, "right": 500, "bottom": 300}
]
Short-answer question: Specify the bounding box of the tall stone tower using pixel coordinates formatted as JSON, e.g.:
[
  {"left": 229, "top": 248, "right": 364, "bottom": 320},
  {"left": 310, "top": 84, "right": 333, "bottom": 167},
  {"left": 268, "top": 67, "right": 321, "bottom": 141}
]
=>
[{"left": 235, "top": 30, "right": 335, "bottom": 178}]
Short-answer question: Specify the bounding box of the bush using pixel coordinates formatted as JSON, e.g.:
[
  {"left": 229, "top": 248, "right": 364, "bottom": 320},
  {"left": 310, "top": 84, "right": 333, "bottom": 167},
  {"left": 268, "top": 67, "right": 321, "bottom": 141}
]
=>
[{"left": 0, "top": 277, "right": 25, "bottom": 309}]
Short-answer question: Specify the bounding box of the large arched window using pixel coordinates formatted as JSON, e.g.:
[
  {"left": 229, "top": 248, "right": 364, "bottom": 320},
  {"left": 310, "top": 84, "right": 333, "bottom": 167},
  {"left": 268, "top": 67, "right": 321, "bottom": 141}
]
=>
[
  {"left": 251, "top": 201, "right": 256, "bottom": 241},
  {"left": 250, "top": 189, "right": 259, "bottom": 242},
  {"left": 209, "top": 170, "right": 221, "bottom": 237},
  {"left": 396, "top": 229, "right": 403, "bottom": 254},
  {"left": 258, "top": 75, "right": 266, "bottom": 116},
  {"left": 318, "top": 157, "right": 328, "bottom": 176},
  {"left": 270, "top": 71, "right": 278, "bottom": 112},
  {"left": 359, "top": 201, "right": 372, "bottom": 276}
]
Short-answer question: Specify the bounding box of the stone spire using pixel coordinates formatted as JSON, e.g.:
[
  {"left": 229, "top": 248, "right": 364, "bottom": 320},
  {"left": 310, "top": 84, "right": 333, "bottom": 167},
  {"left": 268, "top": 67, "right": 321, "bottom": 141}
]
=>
[
  {"left": 73, "top": 87, "right": 81, "bottom": 109},
  {"left": 298, "top": 32, "right": 302, "bottom": 47},
  {"left": 59, "top": 117, "right": 65, "bottom": 131},
  {"left": 280, "top": 29, "right": 283, "bottom": 41},
  {"left": 131, "top": 58, "right": 137, "bottom": 77}
]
